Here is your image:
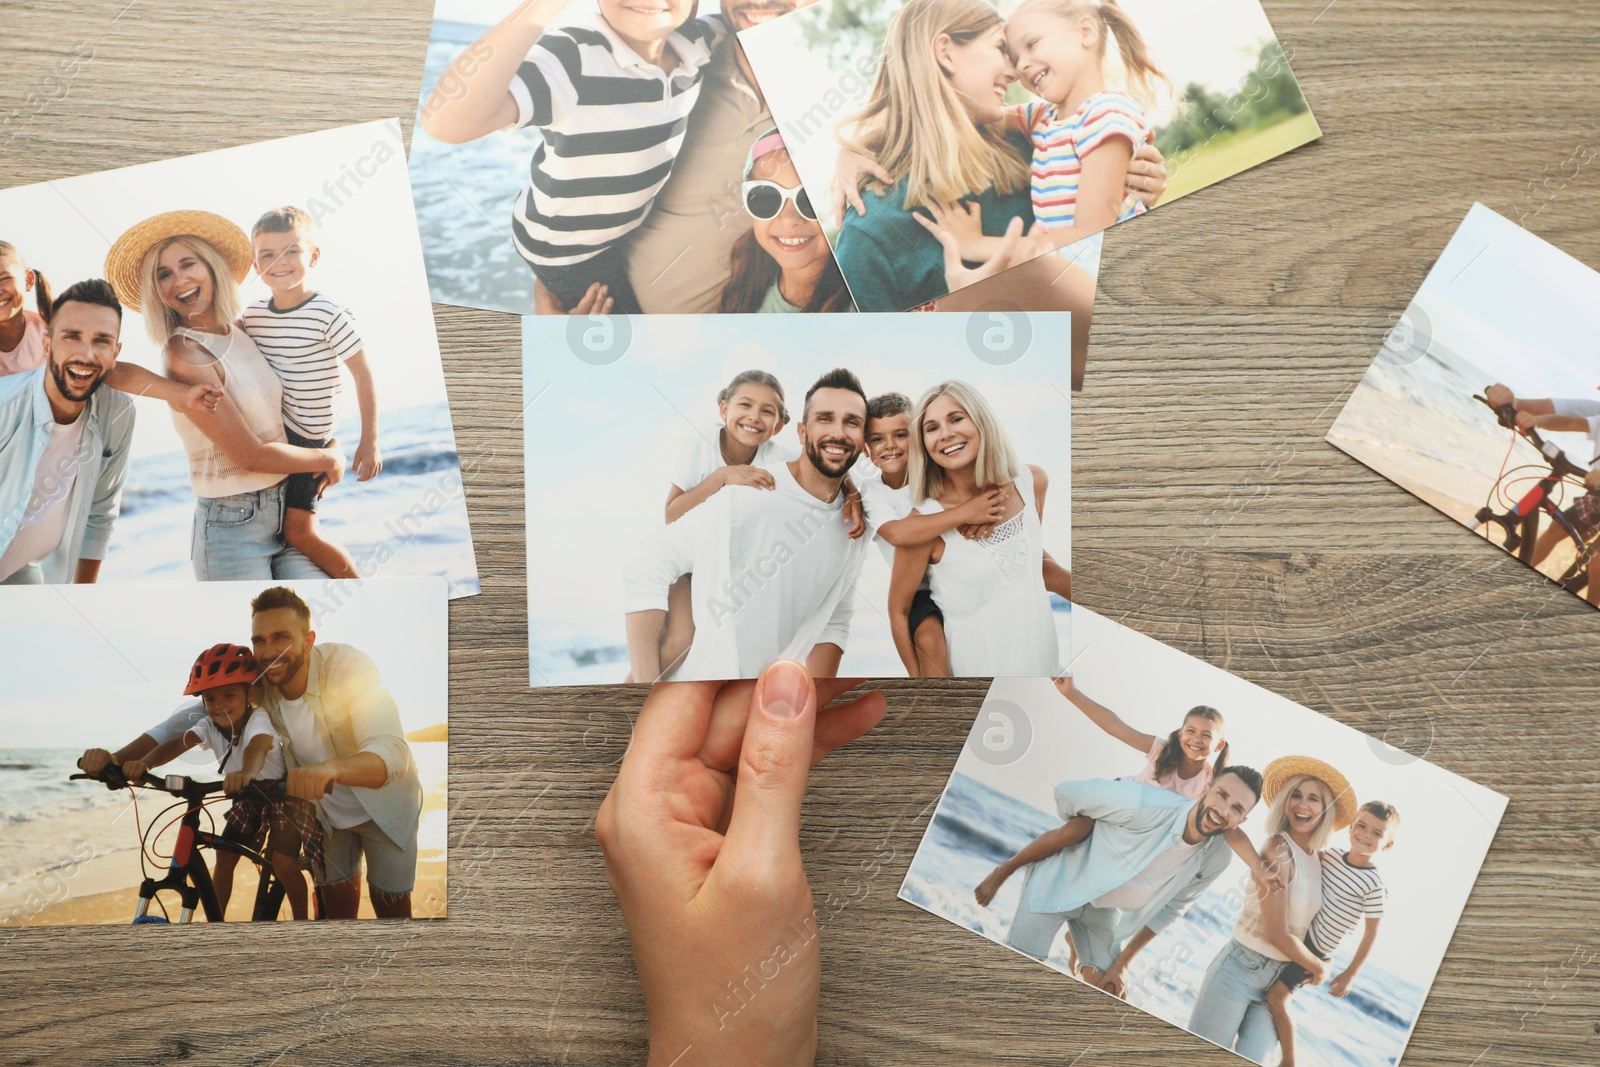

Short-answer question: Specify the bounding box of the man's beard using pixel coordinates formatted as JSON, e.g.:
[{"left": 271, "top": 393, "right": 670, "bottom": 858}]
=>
[
  {"left": 805, "top": 435, "right": 858, "bottom": 479},
  {"left": 264, "top": 647, "right": 306, "bottom": 688},
  {"left": 49, "top": 358, "right": 106, "bottom": 403}
]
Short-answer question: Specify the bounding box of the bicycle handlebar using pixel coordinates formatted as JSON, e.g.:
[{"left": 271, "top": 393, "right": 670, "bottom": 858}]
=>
[
  {"left": 70, "top": 767, "right": 332, "bottom": 798},
  {"left": 1474, "top": 392, "right": 1591, "bottom": 482}
]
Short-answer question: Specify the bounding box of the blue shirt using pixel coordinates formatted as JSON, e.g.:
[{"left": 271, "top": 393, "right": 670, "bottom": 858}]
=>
[
  {"left": 1022, "top": 777, "right": 1234, "bottom": 936},
  {"left": 0, "top": 366, "right": 135, "bottom": 582}
]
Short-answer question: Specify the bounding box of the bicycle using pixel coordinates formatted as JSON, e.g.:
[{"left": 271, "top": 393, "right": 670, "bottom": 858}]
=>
[
  {"left": 1471, "top": 392, "right": 1598, "bottom": 596},
  {"left": 71, "top": 764, "right": 325, "bottom": 923}
]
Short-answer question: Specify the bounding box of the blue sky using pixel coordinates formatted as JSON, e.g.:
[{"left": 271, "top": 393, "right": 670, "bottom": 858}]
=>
[
  {"left": 1415, "top": 203, "right": 1600, "bottom": 401},
  {"left": 0, "top": 578, "right": 448, "bottom": 749}
]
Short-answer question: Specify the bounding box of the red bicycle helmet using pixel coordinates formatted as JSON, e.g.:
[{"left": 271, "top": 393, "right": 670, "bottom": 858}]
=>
[{"left": 184, "top": 643, "right": 261, "bottom": 695}]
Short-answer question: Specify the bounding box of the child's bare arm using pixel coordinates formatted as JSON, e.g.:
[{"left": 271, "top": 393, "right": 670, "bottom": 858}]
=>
[
  {"left": 419, "top": 0, "right": 569, "bottom": 143},
  {"left": 664, "top": 466, "right": 776, "bottom": 523},
  {"left": 104, "top": 362, "right": 222, "bottom": 412},
  {"left": 224, "top": 735, "right": 274, "bottom": 794},
  {"left": 1224, "top": 827, "right": 1286, "bottom": 893},
  {"left": 345, "top": 350, "right": 382, "bottom": 481},
  {"left": 878, "top": 490, "right": 1006, "bottom": 547},
  {"left": 121, "top": 733, "right": 200, "bottom": 780},
  {"left": 1329, "top": 917, "right": 1382, "bottom": 996},
  {"left": 1053, "top": 676, "right": 1159, "bottom": 754}
]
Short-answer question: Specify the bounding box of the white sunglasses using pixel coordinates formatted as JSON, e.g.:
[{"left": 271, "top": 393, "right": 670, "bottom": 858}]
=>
[{"left": 742, "top": 180, "right": 818, "bottom": 221}]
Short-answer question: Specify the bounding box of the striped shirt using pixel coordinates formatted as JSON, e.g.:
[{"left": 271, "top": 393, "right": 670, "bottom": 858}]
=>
[
  {"left": 1307, "top": 847, "right": 1386, "bottom": 957},
  {"left": 1024, "top": 91, "right": 1149, "bottom": 231},
  {"left": 505, "top": 8, "right": 728, "bottom": 268},
  {"left": 240, "top": 294, "right": 365, "bottom": 441}
]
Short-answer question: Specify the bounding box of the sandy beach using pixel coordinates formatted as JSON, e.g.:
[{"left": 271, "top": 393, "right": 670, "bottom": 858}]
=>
[{"left": 3, "top": 743, "right": 448, "bottom": 927}]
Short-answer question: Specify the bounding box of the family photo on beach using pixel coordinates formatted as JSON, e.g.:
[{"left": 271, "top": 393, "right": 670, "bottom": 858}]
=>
[
  {"left": 1329, "top": 204, "right": 1600, "bottom": 609},
  {"left": 739, "top": 0, "right": 1320, "bottom": 311},
  {"left": 901, "top": 607, "right": 1504, "bottom": 1067},
  {"left": 523, "top": 312, "right": 1071, "bottom": 683},
  {"left": 0, "top": 578, "right": 449, "bottom": 928},
  {"left": 0, "top": 121, "right": 479, "bottom": 595}
]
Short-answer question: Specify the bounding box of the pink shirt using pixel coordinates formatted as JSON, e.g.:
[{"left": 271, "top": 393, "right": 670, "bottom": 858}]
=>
[
  {"left": 1125, "top": 736, "right": 1213, "bottom": 799},
  {"left": 0, "top": 311, "right": 46, "bottom": 376}
]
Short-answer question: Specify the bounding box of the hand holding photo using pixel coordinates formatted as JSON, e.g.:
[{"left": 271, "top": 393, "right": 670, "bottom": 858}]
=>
[
  {"left": 901, "top": 606, "right": 1504, "bottom": 1067},
  {"left": 523, "top": 311, "right": 1071, "bottom": 684},
  {"left": 1327, "top": 203, "right": 1600, "bottom": 608},
  {"left": 737, "top": 0, "right": 1319, "bottom": 310}
]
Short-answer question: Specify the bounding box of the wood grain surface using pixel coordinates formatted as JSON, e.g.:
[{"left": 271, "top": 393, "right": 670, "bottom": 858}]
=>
[{"left": 4, "top": 0, "right": 1600, "bottom": 1064}]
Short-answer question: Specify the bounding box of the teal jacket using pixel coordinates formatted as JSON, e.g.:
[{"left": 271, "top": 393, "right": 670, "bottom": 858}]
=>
[
  {"left": 0, "top": 366, "right": 135, "bottom": 582},
  {"left": 832, "top": 132, "right": 1034, "bottom": 312}
]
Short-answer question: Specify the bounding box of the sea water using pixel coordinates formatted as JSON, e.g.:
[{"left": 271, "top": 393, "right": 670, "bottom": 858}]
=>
[
  {"left": 900, "top": 772, "right": 1425, "bottom": 1067},
  {"left": 410, "top": 19, "right": 542, "bottom": 316},
  {"left": 107, "top": 401, "right": 480, "bottom": 595}
]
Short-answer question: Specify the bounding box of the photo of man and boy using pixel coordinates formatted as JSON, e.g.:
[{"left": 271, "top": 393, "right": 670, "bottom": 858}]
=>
[{"left": 0, "top": 578, "right": 449, "bottom": 928}]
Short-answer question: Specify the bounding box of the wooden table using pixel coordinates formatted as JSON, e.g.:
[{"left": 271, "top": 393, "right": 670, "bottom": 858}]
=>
[{"left": 4, "top": 0, "right": 1599, "bottom": 1063}]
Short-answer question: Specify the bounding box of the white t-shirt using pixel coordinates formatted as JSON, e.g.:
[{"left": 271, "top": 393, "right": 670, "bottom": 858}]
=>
[
  {"left": 1090, "top": 835, "right": 1204, "bottom": 911},
  {"left": 0, "top": 414, "right": 85, "bottom": 581},
  {"left": 860, "top": 471, "right": 914, "bottom": 567},
  {"left": 623, "top": 460, "right": 870, "bottom": 678},
  {"left": 275, "top": 693, "right": 370, "bottom": 829},
  {"left": 670, "top": 421, "right": 789, "bottom": 493},
  {"left": 185, "top": 708, "right": 286, "bottom": 777},
  {"left": 1550, "top": 398, "right": 1600, "bottom": 469}
]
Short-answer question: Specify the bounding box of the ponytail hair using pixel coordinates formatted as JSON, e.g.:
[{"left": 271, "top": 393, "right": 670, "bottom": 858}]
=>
[
  {"left": 1012, "top": 0, "right": 1172, "bottom": 109},
  {"left": 1151, "top": 705, "right": 1227, "bottom": 782},
  {"left": 0, "top": 240, "right": 54, "bottom": 327}
]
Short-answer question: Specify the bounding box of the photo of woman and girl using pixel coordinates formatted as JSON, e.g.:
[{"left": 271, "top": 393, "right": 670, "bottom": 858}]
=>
[
  {"left": 738, "top": 0, "right": 1319, "bottom": 311},
  {"left": 0, "top": 123, "right": 480, "bottom": 593},
  {"left": 899, "top": 620, "right": 1505, "bottom": 1067},
  {"left": 522, "top": 312, "right": 1072, "bottom": 684}
]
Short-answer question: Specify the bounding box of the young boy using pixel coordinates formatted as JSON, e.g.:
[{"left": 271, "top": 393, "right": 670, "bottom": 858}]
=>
[
  {"left": 120, "top": 644, "right": 321, "bottom": 920},
  {"left": 242, "top": 206, "right": 381, "bottom": 580},
  {"left": 861, "top": 392, "right": 1073, "bottom": 675},
  {"left": 1267, "top": 799, "right": 1397, "bottom": 1067},
  {"left": 418, "top": 0, "right": 729, "bottom": 314}
]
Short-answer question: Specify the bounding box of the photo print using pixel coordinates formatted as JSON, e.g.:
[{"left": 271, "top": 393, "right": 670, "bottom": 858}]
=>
[
  {"left": 0, "top": 120, "right": 479, "bottom": 596},
  {"left": 0, "top": 577, "right": 449, "bottom": 928},
  {"left": 523, "top": 310, "right": 1072, "bottom": 684},
  {"left": 1327, "top": 204, "right": 1600, "bottom": 610},
  {"left": 901, "top": 605, "right": 1504, "bottom": 1067},
  {"left": 738, "top": 0, "right": 1320, "bottom": 310},
  {"left": 409, "top": 0, "right": 1104, "bottom": 389}
]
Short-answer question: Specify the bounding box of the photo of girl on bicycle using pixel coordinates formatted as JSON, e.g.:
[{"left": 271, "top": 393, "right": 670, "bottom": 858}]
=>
[
  {"left": 0, "top": 577, "right": 449, "bottom": 928},
  {"left": 1328, "top": 204, "right": 1600, "bottom": 608}
]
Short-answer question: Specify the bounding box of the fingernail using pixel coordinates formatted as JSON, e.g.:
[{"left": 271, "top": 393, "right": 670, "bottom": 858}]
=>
[{"left": 760, "top": 660, "right": 809, "bottom": 719}]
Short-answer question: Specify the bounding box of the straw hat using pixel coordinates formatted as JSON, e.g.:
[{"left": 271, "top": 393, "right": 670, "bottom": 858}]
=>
[
  {"left": 104, "top": 210, "right": 253, "bottom": 312},
  {"left": 1261, "top": 755, "right": 1357, "bottom": 831}
]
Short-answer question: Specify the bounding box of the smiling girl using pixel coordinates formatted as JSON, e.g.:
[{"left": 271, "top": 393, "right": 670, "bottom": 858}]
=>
[
  {"left": 0, "top": 240, "right": 52, "bottom": 375},
  {"left": 718, "top": 130, "right": 855, "bottom": 314},
  {"left": 633, "top": 370, "right": 792, "bottom": 680}
]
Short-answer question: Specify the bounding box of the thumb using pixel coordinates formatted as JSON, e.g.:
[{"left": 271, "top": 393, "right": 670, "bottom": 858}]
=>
[{"left": 722, "top": 660, "right": 818, "bottom": 871}]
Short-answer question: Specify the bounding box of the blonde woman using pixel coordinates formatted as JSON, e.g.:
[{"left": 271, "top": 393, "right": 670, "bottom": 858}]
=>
[
  {"left": 887, "top": 380, "right": 1064, "bottom": 676},
  {"left": 830, "top": 0, "right": 1166, "bottom": 312},
  {"left": 1188, "top": 756, "right": 1355, "bottom": 1065},
  {"left": 105, "top": 211, "right": 342, "bottom": 580}
]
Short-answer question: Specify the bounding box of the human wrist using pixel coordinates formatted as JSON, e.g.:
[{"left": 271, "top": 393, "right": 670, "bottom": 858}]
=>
[{"left": 647, "top": 1018, "right": 815, "bottom": 1067}]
